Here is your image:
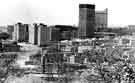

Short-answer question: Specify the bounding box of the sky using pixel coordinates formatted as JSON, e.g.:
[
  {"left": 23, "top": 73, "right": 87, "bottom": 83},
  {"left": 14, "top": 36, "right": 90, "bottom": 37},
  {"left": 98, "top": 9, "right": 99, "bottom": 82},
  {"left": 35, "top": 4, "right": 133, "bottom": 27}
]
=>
[{"left": 0, "top": 0, "right": 135, "bottom": 27}]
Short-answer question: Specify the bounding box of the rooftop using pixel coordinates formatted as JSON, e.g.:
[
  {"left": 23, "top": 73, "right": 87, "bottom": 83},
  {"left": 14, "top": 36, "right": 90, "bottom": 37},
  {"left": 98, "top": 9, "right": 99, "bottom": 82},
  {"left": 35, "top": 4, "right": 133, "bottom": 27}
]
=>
[{"left": 79, "top": 4, "right": 95, "bottom": 9}]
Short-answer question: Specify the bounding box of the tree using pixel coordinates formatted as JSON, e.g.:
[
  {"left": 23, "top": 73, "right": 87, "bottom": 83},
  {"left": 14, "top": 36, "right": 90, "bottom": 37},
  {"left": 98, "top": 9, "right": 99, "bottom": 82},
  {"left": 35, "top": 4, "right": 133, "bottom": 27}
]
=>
[
  {"left": 104, "top": 47, "right": 123, "bottom": 65},
  {"left": 124, "top": 66, "right": 135, "bottom": 83}
]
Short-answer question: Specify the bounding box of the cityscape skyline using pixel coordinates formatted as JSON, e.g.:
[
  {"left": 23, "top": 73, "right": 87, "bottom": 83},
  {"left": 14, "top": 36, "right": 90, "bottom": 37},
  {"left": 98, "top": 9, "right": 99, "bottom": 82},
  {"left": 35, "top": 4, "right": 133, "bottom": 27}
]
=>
[
  {"left": 1, "top": 1, "right": 135, "bottom": 83},
  {"left": 0, "top": 0, "right": 135, "bottom": 27}
]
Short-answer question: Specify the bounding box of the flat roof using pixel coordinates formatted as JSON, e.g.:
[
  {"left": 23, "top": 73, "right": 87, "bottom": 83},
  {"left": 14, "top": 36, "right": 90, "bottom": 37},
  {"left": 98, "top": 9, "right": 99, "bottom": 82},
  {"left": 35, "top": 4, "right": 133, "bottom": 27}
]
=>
[
  {"left": 79, "top": 4, "right": 95, "bottom": 9},
  {"left": 54, "top": 25, "right": 78, "bottom": 30}
]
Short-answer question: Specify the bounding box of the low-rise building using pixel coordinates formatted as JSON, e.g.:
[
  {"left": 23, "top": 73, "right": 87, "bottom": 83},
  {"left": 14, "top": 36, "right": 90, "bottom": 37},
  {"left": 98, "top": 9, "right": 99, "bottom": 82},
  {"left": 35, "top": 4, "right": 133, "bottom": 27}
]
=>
[
  {"left": 1, "top": 40, "right": 20, "bottom": 52},
  {"left": 54, "top": 25, "right": 78, "bottom": 40}
]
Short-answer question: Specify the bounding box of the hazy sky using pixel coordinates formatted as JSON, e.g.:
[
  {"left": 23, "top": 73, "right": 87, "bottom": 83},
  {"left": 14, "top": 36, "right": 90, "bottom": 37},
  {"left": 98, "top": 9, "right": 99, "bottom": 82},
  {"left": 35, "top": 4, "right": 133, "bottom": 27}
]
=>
[{"left": 1, "top": 0, "right": 135, "bottom": 26}]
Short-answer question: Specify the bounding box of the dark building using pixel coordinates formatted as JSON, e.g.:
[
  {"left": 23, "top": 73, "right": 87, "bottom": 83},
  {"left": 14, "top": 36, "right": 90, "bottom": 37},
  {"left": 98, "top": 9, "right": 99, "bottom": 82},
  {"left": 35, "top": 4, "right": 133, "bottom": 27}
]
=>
[
  {"left": 54, "top": 25, "right": 78, "bottom": 40},
  {"left": 61, "top": 31, "right": 71, "bottom": 40},
  {"left": 78, "top": 4, "right": 95, "bottom": 38},
  {"left": 0, "top": 40, "right": 20, "bottom": 52},
  {"left": 24, "top": 24, "right": 29, "bottom": 42},
  {"left": 50, "top": 27, "right": 60, "bottom": 41}
]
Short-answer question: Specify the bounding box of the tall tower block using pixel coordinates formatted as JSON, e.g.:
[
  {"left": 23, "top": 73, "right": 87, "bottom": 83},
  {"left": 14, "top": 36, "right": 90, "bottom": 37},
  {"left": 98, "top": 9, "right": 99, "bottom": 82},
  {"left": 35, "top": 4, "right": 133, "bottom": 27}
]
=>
[{"left": 78, "top": 4, "right": 95, "bottom": 38}]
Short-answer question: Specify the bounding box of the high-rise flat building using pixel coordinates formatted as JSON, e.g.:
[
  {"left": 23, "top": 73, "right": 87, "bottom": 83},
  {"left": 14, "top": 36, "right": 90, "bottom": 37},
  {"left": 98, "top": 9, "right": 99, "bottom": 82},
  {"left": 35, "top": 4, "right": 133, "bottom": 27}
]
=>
[
  {"left": 37, "top": 24, "right": 48, "bottom": 46},
  {"left": 24, "top": 24, "right": 29, "bottom": 42},
  {"left": 95, "top": 8, "right": 108, "bottom": 30},
  {"left": 13, "top": 23, "right": 29, "bottom": 42},
  {"left": 78, "top": 4, "right": 95, "bottom": 38},
  {"left": 13, "top": 23, "right": 23, "bottom": 41},
  {"left": 29, "top": 23, "right": 38, "bottom": 44},
  {"left": 29, "top": 23, "right": 61, "bottom": 46}
]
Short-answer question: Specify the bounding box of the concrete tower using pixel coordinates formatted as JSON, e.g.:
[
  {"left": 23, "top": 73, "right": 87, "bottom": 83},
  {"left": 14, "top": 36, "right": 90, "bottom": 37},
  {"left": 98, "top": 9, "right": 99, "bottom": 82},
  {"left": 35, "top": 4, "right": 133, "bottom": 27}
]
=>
[{"left": 78, "top": 4, "right": 95, "bottom": 38}]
